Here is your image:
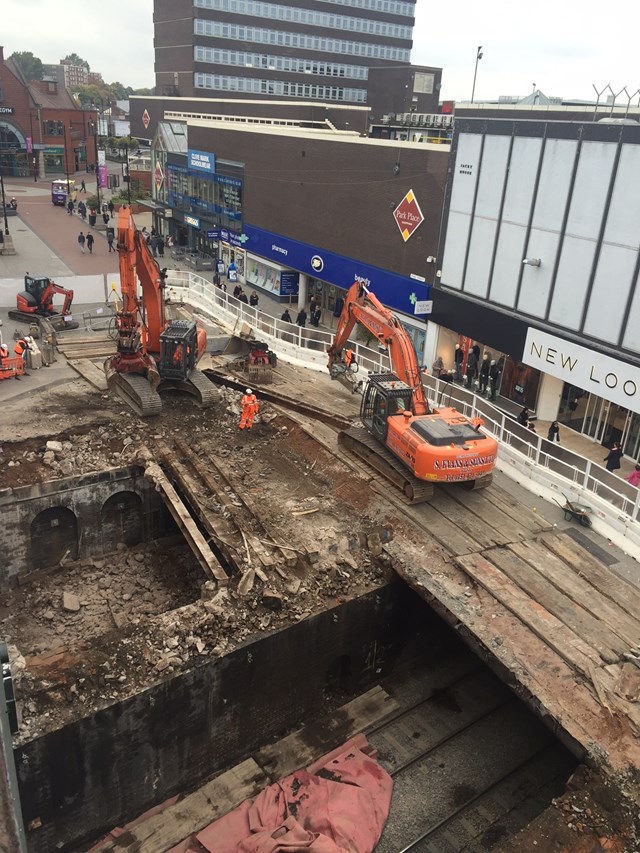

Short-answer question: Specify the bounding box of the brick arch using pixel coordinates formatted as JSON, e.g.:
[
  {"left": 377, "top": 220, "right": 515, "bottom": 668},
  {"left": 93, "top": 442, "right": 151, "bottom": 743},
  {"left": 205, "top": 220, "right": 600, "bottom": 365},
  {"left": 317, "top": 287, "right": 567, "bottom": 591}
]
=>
[
  {"left": 101, "top": 491, "right": 144, "bottom": 552},
  {"left": 30, "top": 507, "right": 79, "bottom": 570}
]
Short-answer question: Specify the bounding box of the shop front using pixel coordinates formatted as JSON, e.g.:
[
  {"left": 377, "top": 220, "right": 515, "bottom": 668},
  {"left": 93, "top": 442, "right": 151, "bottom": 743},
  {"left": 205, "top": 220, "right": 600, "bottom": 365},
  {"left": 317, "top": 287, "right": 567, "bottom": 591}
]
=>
[{"left": 245, "top": 254, "right": 299, "bottom": 303}]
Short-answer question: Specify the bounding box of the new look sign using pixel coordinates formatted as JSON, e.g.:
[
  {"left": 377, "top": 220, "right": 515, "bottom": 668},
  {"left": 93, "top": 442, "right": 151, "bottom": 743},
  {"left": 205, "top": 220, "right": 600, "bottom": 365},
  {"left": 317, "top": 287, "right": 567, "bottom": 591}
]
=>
[
  {"left": 188, "top": 149, "right": 215, "bottom": 174},
  {"left": 523, "top": 328, "right": 640, "bottom": 415}
]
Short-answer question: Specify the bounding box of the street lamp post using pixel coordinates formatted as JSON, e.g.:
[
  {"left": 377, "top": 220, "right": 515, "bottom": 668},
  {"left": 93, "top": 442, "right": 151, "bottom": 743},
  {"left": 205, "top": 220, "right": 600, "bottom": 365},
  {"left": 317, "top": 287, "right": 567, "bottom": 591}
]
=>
[
  {"left": 471, "top": 45, "right": 483, "bottom": 103},
  {"left": 64, "top": 121, "right": 71, "bottom": 194},
  {"left": 90, "top": 120, "right": 101, "bottom": 209},
  {"left": 0, "top": 174, "right": 10, "bottom": 236}
]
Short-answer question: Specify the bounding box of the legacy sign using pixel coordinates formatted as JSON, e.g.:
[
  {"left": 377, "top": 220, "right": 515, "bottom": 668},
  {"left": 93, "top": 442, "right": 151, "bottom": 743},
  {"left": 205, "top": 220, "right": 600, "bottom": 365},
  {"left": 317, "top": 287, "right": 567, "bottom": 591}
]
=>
[{"left": 523, "top": 328, "right": 640, "bottom": 415}]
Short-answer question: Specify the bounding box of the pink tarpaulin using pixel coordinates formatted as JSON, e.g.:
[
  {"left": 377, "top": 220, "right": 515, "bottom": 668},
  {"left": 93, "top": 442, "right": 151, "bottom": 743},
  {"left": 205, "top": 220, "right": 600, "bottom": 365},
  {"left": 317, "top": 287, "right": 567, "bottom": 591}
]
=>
[{"left": 196, "top": 735, "right": 392, "bottom": 853}]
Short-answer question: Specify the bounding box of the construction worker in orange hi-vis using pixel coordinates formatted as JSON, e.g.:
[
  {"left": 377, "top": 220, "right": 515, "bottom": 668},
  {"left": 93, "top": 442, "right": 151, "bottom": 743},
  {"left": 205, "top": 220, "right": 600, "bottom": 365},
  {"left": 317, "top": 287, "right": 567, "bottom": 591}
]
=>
[
  {"left": 345, "top": 348, "right": 355, "bottom": 368},
  {"left": 14, "top": 338, "right": 30, "bottom": 362},
  {"left": 239, "top": 388, "right": 259, "bottom": 430}
]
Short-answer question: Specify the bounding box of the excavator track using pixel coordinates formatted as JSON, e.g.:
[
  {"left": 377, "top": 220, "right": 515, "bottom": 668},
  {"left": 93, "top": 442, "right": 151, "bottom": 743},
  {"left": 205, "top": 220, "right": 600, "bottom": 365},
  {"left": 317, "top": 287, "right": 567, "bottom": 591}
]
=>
[
  {"left": 8, "top": 311, "right": 79, "bottom": 331},
  {"left": 338, "top": 427, "right": 435, "bottom": 504},
  {"left": 159, "top": 368, "right": 218, "bottom": 409},
  {"left": 107, "top": 372, "right": 163, "bottom": 418}
]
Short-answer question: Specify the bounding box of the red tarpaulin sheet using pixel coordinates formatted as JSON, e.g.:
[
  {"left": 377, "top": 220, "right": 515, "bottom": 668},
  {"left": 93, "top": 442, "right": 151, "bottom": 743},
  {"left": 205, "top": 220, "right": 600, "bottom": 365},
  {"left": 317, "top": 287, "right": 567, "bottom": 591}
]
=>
[{"left": 196, "top": 735, "right": 393, "bottom": 853}]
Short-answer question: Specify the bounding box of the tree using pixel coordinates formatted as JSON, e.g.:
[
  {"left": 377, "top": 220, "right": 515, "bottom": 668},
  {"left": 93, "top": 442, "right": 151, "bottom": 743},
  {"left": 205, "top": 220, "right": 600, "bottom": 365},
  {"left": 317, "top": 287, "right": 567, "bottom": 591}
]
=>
[
  {"left": 64, "top": 53, "right": 90, "bottom": 71},
  {"left": 9, "top": 51, "right": 43, "bottom": 81},
  {"left": 133, "top": 88, "right": 154, "bottom": 96}
]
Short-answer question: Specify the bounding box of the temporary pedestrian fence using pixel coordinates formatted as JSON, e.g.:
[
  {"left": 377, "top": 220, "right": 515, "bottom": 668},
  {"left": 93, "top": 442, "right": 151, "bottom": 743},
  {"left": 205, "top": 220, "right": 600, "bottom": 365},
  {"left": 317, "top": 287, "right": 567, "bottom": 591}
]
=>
[{"left": 166, "top": 270, "right": 640, "bottom": 559}]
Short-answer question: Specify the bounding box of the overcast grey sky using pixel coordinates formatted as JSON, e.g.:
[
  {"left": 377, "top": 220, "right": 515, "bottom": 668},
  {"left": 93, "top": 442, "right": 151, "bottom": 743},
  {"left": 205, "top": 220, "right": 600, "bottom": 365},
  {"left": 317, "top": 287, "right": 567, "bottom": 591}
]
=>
[{"left": 3, "top": 0, "right": 638, "bottom": 105}]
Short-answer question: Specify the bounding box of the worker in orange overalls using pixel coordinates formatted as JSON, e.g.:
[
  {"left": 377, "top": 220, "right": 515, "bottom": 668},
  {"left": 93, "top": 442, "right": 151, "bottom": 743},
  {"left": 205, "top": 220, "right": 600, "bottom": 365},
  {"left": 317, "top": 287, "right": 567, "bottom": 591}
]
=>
[
  {"left": 14, "top": 337, "right": 30, "bottom": 364},
  {"left": 345, "top": 348, "right": 357, "bottom": 370},
  {"left": 239, "top": 388, "right": 259, "bottom": 430}
]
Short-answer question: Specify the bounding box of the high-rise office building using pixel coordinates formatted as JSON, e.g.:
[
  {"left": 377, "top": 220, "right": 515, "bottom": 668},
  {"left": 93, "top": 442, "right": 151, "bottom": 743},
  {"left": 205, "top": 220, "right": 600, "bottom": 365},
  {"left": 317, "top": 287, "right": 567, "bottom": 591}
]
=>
[{"left": 153, "top": 0, "right": 428, "bottom": 109}]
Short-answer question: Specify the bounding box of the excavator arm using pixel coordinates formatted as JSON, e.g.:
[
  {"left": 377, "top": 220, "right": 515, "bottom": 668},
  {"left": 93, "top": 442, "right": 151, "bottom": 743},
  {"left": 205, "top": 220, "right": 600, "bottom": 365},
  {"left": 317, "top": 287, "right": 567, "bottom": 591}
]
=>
[
  {"left": 46, "top": 282, "right": 74, "bottom": 316},
  {"left": 328, "top": 281, "right": 429, "bottom": 415}
]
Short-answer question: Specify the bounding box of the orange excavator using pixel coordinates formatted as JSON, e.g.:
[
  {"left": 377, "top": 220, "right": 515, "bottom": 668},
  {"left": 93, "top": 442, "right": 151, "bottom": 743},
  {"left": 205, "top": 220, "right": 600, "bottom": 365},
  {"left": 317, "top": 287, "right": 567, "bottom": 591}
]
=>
[
  {"left": 10, "top": 275, "right": 78, "bottom": 330},
  {"left": 104, "top": 207, "right": 217, "bottom": 416},
  {"left": 328, "top": 281, "right": 498, "bottom": 503}
]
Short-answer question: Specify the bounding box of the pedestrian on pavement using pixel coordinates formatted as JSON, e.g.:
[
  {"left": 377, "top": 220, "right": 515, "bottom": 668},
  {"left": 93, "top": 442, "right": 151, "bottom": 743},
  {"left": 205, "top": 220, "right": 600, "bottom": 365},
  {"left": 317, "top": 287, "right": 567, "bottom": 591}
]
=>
[
  {"left": 238, "top": 289, "right": 249, "bottom": 305},
  {"left": 150, "top": 234, "right": 158, "bottom": 257},
  {"left": 281, "top": 308, "right": 292, "bottom": 323},
  {"left": 78, "top": 201, "right": 86, "bottom": 220},
  {"left": 625, "top": 465, "right": 640, "bottom": 487},
  {"left": 432, "top": 355, "right": 445, "bottom": 378},
  {"left": 488, "top": 359, "right": 501, "bottom": 401},
  {"left": 67, "top": 198, "right": 74, "bottom": 216},
  {"left": 86, "top": 233, "right": 94, "bottom": 254},
  {"left": 213, "top": 271, "right": 221, "bottom": 287},
  {"left": 249, "top": 290, "right": 259, "bottom": 308},
  {"left": 102, "top": 212, "right": 110, "bottom": 227},
  {"left": 80, "top": 179, "right": 86, "bottom": 192},
  {"left": 108, "top": 200, "right": 114, "bottom": 218},
  {"left": 78, "top": 231, "right": 86, "bottom": 253},
  {"left": 233, "top": 284, "right": 242, "bottom": 299},
  {"left": 547, "top": 421, "right": 561, "bottom": 443},
  {"left": 239, "top": 388, "right": 259, "bottom": 430},
  {"left": 604, "top": 442, "right": 623, "bottom": 472},
  {"left": 158, "top": 236, "right": 165, "bottom": 258},
  {"left": 296, "top": 307, "right": 307, "bottom": 328},
  {"left": 517, "top": 406, "right": 530, "bottom": 426},
  {"left": 107, "top": 231, "right": 115, "bottom": 252}
]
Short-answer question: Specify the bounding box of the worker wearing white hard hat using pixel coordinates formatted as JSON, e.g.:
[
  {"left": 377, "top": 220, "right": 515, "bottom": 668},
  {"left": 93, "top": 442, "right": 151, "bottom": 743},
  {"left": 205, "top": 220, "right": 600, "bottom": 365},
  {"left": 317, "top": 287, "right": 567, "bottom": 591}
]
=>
[{"left": 239, "top": 388, "right": 259, "bottom": 429}]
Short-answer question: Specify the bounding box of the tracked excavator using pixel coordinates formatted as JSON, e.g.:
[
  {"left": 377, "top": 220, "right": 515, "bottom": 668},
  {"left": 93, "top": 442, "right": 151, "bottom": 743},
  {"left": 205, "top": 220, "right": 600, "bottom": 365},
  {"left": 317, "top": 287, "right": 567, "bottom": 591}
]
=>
[
  {"left": 10, "top": 275, "right": 79, "bottom": 331},
  {"left": 328, "top": 281, "right": 498, "bottom": 503},
  {"left": 104, "top": 207, "right": 217, "bottom": 416}
]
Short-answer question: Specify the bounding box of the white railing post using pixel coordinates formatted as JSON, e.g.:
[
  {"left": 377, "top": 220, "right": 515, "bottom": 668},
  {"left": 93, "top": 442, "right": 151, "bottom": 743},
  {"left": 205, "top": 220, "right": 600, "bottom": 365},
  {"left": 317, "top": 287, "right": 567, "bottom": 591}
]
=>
[{"left": 582, "top": 460, "right": 592, "bottom": 490}]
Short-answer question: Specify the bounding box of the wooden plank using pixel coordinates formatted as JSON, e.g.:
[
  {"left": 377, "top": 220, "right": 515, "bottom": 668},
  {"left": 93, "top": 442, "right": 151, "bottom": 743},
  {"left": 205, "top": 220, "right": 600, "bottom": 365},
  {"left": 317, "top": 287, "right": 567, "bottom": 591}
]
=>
[
  {"left": 482, "top": 484, "right": 554, "bottom": 533},
  {"left": 156, "top": 442, "right": 244, "bottom": 575},
  {"left": 488, "top": 547, "right": 625, "bottom": 663},
  {"left": 430, "top": 490, "right": 507, "bottom": 549},
  {"left": 540, "top": 532, "right": 640, "bottom": 621},
  {"left": 447, "top": 486, "right": 531, "bottom": 543},
  {"left": 404, "top": 501, "right": 480, "bottom": 556},
  {"left": 254, "top": 685, "right": 398, "bottom": 779},
  {"left": 455, "top": 553, "right": 604, "bottom": 678},
  {"left": 142, "top": 460, "right": 229, "bottom": 585},
  {"left": 91, "top": 758, "right": 267, "bottom": 853},
  {"left": 68, "top": 358, "right": 108, "bottom": 391},
  {"left": 509, "top": 539, "right": 640, "bottom": 649}
]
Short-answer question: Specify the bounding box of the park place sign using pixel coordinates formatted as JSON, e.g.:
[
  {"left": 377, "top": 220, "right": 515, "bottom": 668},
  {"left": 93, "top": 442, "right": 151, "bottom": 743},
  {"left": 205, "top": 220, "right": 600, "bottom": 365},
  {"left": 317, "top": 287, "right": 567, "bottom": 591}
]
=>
[{"left": 393, "top": 190, "right": 424, "bottom": 242}]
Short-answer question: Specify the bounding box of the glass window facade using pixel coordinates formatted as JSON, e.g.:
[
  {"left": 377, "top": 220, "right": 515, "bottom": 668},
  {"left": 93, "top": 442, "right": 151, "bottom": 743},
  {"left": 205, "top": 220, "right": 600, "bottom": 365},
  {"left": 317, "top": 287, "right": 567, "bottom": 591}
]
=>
[
  {"left": 193, "top": 0, "right": 412, "bottom": 39},
  {"left": 165, "top": 162, "right": 244, "bottom": 232},
  {"left": 194, "top": 20, "right": 411, "bottom": 62},
  {"left": 194, "top": 73, "right": 366, "bottom": 102},
  {"left": 314, "top": 0, "right": 414, "bottom": 15},
  {"left": 194, "top": 47, "right": 369, "bottom": 80}
]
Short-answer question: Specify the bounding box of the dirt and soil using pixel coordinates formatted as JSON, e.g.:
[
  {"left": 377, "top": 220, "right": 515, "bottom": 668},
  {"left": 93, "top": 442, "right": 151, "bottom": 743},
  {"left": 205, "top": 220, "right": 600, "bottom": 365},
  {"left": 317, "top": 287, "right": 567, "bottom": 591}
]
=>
[{"left": 1, "top": 376, "right": 398, "bottom": 742}]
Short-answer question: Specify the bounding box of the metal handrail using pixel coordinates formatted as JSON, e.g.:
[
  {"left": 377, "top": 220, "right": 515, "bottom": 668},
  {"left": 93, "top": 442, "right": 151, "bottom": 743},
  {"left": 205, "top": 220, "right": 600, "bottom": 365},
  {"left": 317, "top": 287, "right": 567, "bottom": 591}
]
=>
[{"left": 168, "top": 272, "right": 640, "bottom": 552}]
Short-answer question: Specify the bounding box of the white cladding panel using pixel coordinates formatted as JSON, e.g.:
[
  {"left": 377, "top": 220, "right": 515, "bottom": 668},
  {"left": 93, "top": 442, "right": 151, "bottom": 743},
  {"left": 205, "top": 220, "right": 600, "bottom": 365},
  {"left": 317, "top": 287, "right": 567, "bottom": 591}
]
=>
[
  {"left": 488, "top": 222, "right": 526, "bottom": 308},
  {"left": 448, "top": 133, "right": 482, "bottom": 214},
  {"left": 440, "top": 133, "right": 483, "bottom": 289},
  {"left": 564, "top": 142, "right": 615, "bottom": 239},
  {"left": 500, "top": 137, "right": 542, "bottom": 224},
  {"left": 622, "top": 267, "right": 640, "bottom": 352},
  {"left": 516, "top": 230, "right": 561, "bottom": 317},
  {"left": 584, "top": 244, "right": 638, "bottom": 341},
  {"left": 440, "top": 211, "right": 470, "bottom": 291},
  {"left": 530, "top": 139, "right": 577, "bottom": 230},
  {"left": 602, "top": 144, "right": 640, "bottom": 249},
  {"left": 465, "top": 217, "right": 498, "bottom": 297},
  {"left": 548, "top": 235, "right": 596, "bottom": 330},
  {"left": 464, "top": 135, "right": 510, "bottom": 298}
]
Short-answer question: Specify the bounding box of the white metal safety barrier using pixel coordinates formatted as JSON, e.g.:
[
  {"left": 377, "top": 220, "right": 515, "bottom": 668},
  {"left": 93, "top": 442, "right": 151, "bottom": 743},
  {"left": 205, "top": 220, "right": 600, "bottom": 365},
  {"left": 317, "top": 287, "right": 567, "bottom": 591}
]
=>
[{"left": 172, "top": 271, "right": 640, "bottom": 560}]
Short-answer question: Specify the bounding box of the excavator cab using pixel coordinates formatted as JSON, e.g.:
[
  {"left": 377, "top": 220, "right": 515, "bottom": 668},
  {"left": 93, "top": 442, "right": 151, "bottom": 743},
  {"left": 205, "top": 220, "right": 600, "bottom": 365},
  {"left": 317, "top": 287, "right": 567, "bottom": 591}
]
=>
[
  {"left": 159, "top": 320, "right": 198, "bottom": 381},
  {"left": 17, "top": 276, "right": 52, "bottom": 314},
  {"left": 361, "top": 374, "right": 413, "bottom": 441}
]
